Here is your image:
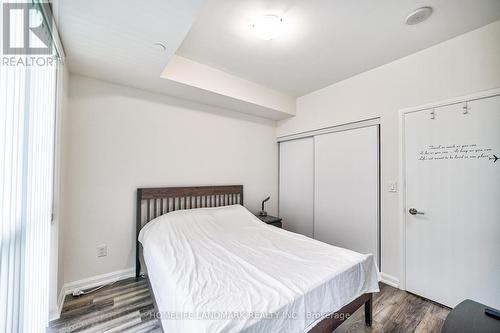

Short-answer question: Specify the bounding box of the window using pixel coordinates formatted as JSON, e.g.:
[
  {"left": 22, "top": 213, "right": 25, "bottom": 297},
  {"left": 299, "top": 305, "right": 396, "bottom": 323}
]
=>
[{"left": 1, "top": 2, "right": 62, "bottom": 331}]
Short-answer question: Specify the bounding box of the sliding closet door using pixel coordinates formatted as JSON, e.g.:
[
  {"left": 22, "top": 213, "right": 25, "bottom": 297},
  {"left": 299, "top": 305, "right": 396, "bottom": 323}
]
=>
[
  {"left": 279, "top": 138, "right": 314, "bottom": 237},
  {"left": 314, "top": 126, "right": 379, "bottom": 264}
]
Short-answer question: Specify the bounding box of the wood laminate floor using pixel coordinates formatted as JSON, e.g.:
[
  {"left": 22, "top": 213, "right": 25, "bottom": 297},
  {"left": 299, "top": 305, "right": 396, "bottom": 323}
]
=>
[
  {"left": 48, "top": 277, "right": 160, "bottom": 333},
  {"left": 49, "top": 279, "right": 449, "bottom": 333},
  {"left": 336, "top": 283, "right": 449, "bottom": 333}
]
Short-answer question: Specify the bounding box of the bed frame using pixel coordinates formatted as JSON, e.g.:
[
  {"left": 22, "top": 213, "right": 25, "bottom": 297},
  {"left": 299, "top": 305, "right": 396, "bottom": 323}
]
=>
[{"left": 136, "top": 185, "right": 373, "bottom": 333}]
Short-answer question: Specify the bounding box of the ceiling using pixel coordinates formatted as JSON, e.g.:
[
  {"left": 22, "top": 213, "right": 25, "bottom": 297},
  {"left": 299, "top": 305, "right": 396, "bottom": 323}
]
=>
[
  {"left": 54, "top": 0, "right": 500, "bottom": 119},
  {"left": 177, "top": 0, "right": 500, "bottom": 96},
  {"left": 53, "top": 0, "right": 205, "bottom": 93},
  {"left": 53, "top": 0, "right": 296, "bottom": 120}
]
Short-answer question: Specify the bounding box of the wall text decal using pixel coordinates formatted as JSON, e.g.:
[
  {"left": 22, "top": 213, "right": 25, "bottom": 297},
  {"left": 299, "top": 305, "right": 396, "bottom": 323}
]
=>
[{"left": 418, "top": 144, "right": 496, "bottom": 162}]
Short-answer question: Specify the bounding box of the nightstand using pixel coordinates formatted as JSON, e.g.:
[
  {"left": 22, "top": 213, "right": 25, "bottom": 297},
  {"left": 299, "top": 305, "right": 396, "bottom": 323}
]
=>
[{"left": 255, "top": 214, "right": 282, "bottom": 228}]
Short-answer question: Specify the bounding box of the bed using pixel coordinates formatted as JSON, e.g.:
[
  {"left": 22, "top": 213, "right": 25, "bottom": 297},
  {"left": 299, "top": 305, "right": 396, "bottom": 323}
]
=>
[{"left": 136, "top": 185, "right": 379, "bottom": 333}]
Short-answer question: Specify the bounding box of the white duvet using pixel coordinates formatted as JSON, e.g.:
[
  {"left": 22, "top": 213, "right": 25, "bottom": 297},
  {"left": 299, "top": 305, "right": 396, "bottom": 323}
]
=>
[{"left": 139, "top": 205, "right": 379, "bottom": 333}]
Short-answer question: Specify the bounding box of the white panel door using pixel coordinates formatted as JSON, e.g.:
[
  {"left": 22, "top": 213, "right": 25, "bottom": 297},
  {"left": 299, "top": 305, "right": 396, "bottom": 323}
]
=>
[
  {"left": 279, "top": 138, "right": 314, "bottom": 237},
  {"left": 314, "top": 126, "right": 379, "bottom": 264},
  {"left": 404, "top": 95, "right": 500, "bottom": 308}
]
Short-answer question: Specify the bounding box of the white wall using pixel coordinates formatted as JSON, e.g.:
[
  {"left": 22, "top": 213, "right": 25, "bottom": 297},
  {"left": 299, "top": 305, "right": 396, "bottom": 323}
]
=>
[
  {"left": 277, "top": 21, "right": 500, "bottom": 286},
  {"left": 62, "top": 75, "right": 278, "bottom": 284},
  {"left": 61, "top": 20, "right": 500, "bottom": 291}
]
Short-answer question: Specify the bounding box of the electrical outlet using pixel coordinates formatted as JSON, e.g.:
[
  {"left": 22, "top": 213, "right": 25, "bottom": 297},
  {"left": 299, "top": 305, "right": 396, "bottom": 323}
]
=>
[{"left": 97, "top": 244, "right": 107, "bottom": 257}]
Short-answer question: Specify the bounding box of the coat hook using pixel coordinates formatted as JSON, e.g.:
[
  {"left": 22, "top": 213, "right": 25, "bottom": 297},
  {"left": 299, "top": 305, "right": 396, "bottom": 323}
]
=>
[
  {"left": 463, "top": 102, "right": 469, "bottom": 114},
  {"left": 430, "top": 109, "right": 435, "bottom": 120}
]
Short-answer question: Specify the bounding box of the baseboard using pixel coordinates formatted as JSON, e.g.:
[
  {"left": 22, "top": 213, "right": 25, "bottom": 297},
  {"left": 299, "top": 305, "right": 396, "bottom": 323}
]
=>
[
  {"left": 380, "top": 272, "right": 400, "bottom": 288},
  {"left": 63, "top": 267, "right": 135, "bottom": 295},
  {"left": 49, "top": 267, "right": 135, "bottom": 322}
]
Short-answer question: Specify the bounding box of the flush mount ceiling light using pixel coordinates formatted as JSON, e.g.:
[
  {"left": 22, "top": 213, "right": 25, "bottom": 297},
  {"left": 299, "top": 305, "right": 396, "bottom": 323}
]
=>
[
  {"left": 252, "top": 15, "right": 284, "bottom": 40},
  {"left": 405, "top": 7, "right": 433, "bottom": 25}
]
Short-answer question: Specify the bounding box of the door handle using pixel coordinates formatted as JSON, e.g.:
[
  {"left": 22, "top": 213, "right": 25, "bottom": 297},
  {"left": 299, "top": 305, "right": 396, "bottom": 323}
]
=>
[{"left": 409, "top": 208, "right": 424, "bottom": 215}]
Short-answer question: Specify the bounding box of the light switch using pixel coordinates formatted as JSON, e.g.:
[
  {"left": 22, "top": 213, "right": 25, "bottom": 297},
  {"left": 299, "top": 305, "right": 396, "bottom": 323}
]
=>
[{"left": 388, "top": 182, "right": 398, "bottom": 193}]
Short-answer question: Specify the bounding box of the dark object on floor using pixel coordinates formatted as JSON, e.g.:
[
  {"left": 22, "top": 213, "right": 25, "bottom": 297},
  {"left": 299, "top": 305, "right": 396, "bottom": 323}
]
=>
[{"left": 441, "top": 299, "right": 500, "bottom": 333}]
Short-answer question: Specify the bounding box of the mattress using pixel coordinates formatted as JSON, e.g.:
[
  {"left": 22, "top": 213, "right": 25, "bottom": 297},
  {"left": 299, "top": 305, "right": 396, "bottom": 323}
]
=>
[{"left": 138, "top": 205, "right": 379, "bottom": 333}]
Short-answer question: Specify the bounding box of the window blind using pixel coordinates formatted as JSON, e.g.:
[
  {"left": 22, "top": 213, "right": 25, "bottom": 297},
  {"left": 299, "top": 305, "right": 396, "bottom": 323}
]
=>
[{"left": 0, "top": 2, "right": 59, "bottom": 332}]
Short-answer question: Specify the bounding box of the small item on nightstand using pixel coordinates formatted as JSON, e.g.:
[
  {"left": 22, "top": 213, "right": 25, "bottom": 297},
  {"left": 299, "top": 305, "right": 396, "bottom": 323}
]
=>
[{"left": 259, "top": 196, "right": 270, "bottom": 216}]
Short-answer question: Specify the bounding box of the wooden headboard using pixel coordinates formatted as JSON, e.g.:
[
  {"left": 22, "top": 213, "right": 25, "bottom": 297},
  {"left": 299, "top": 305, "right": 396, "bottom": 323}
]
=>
[{"left": 135, "top": 185, "right": 244, "bottom": 278}]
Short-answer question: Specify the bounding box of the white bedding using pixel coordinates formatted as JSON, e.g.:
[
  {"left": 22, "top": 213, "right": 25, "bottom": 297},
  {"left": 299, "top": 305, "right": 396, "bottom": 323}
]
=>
[{"left": 139, "top": 205, "right": 379, "bottom": 333}]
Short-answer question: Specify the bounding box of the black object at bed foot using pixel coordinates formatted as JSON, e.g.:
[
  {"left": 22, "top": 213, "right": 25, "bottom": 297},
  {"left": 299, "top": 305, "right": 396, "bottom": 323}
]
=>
[{"left": 442, "top": 300, "right": 500, "bottom": 333}]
